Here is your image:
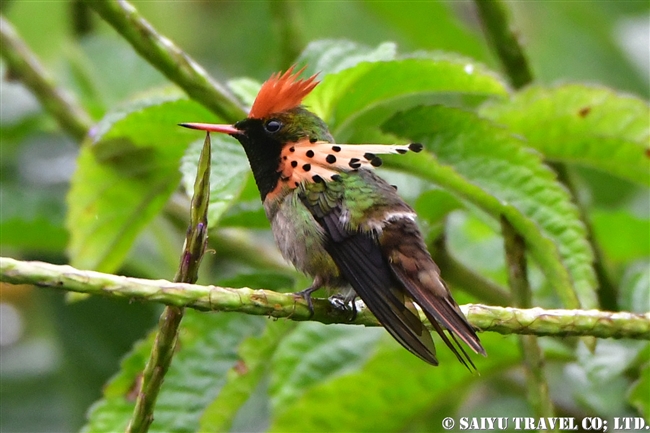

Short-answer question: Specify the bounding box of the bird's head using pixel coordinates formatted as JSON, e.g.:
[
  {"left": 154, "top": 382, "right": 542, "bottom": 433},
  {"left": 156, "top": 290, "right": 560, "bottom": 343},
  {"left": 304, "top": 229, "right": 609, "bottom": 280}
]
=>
[
  {"left": 180, "top": 66, "right": 334, "bottom": 200},
  {"left": 180, "top": 66, "right": 333, "bottom": 150}
]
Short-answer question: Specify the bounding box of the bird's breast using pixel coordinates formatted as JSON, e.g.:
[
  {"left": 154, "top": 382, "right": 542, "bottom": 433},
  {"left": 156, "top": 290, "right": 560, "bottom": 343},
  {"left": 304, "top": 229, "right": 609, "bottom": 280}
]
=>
[{"left": 264, "top": 190, "right": 342, "bottom": 284}]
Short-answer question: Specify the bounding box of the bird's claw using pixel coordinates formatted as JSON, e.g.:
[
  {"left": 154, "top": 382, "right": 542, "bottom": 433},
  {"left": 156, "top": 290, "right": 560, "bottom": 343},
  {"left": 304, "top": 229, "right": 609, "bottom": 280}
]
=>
[
  {"left": 294, "top": 287, "right": 318, "bottom": 319},
  {"left": 328, "top": 294, "right": 358, "bottom": 322},
  {"left": 329, "top": 295, "right": 347, "bottom": 310}
]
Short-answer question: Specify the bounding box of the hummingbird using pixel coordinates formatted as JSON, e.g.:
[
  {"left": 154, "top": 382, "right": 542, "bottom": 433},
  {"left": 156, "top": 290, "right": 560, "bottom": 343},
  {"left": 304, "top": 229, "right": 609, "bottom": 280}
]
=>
[{"left": 180, "top": 66, "right": 485, "bottom": 368}]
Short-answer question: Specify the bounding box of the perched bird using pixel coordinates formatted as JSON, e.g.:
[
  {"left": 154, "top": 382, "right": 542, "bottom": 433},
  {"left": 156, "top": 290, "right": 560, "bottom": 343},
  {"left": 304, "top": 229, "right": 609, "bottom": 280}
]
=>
[{"left": 181, "top": 66, "right": 485, "bottom": 368}]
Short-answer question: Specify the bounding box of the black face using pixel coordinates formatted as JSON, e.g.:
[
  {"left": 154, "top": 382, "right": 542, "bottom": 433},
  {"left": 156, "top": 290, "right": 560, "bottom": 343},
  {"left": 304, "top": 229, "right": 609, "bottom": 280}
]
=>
[
  {"left": 230, "top": 117, "right": 286, "bottom": 202},
  {"left": 234, "top": 117, "right": 285, "bottom": 144},
  {"left": 229, "top": 107, "right": 333, "bottom": 201}
]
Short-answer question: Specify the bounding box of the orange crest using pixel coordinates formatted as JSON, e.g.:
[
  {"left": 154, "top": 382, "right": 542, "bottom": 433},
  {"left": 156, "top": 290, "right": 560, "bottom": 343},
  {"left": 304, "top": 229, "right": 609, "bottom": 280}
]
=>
[{"left": 248, "top": 66, "right": 319, "bottom": 119}]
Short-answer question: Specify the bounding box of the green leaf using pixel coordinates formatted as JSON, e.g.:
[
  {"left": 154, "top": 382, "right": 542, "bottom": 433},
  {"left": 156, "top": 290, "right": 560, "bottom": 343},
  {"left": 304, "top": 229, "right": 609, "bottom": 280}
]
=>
[
  {"left": 150, "top": 313, "right": 266, "bottom": 433},
  {"left": 66, "top": 95, "right": 214, "bottom": 272},
  {"left": 179, "top": 78, "right": 255, "bottom": 229},
  {"left": 383, "top": 105, "right": 597, "bottom": 308},
  {"left": 414, "top": 188, "right": 465, "bottom": 242},
  {"left": 270, "top": 323, "right": 384, "bottom": 414},
  {"left": 180, "top": 135, "right": 250, "bottom": 227},
  {"left": 82, "top": 328, "right": 155, "bottom": 433},
  {"left": 216, "top": 170, "right": 270, "bottom": 229},
  {"left": 66, "top": 34, "right": 168, "bottom": 118},
  {"left": 219, "top": 198, "right": 268, "bottom": 229},
  {"left": 591, "top": 210, "right": 650, "bottom": 262},
  {"left": 194, "top": 274, "right": 297, "bottom": 431},
  {"left": 0, "top": 184, "right": 68, "bottom": 252},
  {"left": 415, "top": 189, "right": 465, "bottom": 225},
  {"left": 270, "top": 332, "right": 520, "bottom": 432},
  {"left": 628, "top": 361, "right": 650, "bottom": 420},
  {"left": 199, "top": 320, "right": 294, "bottom": 432},
  {"left": 480, "top": 84, "right": 650, "bottom": 185},
  {"left": 619, "top": 260, "right": 650, "bottom": 314},
  {"left": 447, "top": 212, "right": 507, "bottom": 277},
  {"left": 296, "top": 40, "right": 397, "bottom": 76},
  {"left": 83, "top": 311, "right": 266, "bottom": 433},
  {"left": 227, "top": 77, "right": 262, "bottom": 109},
  {"left": 306, "top": 57, "right": 509, "bottom": 139},
  {"left": 567, "top": 340, "right": 649, "bottom": 417},
  {"left": 364, "top": 3, "right": 492, "bottom": 62}
]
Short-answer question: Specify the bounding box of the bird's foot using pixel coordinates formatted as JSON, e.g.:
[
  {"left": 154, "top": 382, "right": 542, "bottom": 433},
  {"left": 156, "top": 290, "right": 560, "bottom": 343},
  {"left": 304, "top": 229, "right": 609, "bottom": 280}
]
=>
[
  {"left": 328, "top": 294, "right": 347, "bottom": 310},
  {"left": 294, "top": 285, "right": 320, "bottom": 319},
  {"left": 328, "top": 294, "right": 358, "bottom": 322}
]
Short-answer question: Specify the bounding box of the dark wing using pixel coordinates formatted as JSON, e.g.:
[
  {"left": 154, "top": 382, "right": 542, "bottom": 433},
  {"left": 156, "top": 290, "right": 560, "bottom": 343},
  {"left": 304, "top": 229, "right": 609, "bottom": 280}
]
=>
[
  {"left": 302, "top": 197, "right": 440, "bottom": 365},
  {"left": 380, "top": 217, "right": 486, "bottom": 370}
]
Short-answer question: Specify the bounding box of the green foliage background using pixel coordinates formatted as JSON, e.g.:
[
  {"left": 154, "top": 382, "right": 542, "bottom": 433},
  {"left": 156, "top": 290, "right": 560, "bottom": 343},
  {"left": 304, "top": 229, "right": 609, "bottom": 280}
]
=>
[{"left": 1, "top": 1, "right": 648, "bottom": 432}]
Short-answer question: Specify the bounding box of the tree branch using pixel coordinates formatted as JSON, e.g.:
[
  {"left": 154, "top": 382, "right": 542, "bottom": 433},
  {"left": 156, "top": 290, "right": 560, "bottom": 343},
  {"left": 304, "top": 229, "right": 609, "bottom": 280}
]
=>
[
  {"left": 2, "top": 256, "right": 648, "bottom": 340},
  {"left": 83, "top": 0, "right": 246, "bottom": 122},
  {"left": 0, "top": 15, "right": 93, "bottom": 141}
]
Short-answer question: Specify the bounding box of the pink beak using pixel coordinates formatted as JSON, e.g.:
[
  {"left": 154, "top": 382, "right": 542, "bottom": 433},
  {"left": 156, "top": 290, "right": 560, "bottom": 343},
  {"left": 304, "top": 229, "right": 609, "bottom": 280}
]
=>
[{"left": 179, "top": 122, "right": 242, "bottom": 135}]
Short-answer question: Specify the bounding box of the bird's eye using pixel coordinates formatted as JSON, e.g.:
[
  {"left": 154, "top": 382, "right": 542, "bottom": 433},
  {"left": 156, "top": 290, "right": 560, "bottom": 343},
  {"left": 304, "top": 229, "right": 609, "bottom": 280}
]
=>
[{"left": 264, "top": 120, "right": 282, "bottom": 133}]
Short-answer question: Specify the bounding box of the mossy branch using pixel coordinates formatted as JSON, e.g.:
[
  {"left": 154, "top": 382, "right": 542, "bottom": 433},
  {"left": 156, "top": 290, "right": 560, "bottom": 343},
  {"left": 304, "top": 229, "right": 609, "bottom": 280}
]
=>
[{"left": 2, "top": 256, "right": 648, "bottom": 340}]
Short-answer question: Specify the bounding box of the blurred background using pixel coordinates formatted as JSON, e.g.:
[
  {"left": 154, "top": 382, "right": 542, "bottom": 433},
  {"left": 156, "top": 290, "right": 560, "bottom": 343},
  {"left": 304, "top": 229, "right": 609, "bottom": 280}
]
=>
[{"left": 1, "top": 1, "right": 648, "bottom": 432}]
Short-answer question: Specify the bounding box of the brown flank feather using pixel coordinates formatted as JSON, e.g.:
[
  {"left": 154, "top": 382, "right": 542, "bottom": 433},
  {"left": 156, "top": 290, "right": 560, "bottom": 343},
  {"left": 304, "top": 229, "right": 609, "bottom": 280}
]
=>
[{"left": 381, "top": 217, "right": 486, "bottom": 369}]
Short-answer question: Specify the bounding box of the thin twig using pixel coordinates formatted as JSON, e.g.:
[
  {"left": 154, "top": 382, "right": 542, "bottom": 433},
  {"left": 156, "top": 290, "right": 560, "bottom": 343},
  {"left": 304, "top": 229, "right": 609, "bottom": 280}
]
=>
[
  {"left": 0, "top": 15, "right": 93, "bottom": 141},
  {"left": 501, "top": 217, "right": 556, "bottom": 425},
  {"left": 501, "top": 218, "right": 531, "bottom": 309},
  {"left": 474, "top": 0, "right": 615, "bottom": 310},
  {"left": 126, "top": 134, "right": 212, "bottom": 433},
  {"left": 476, "top": 1, "right": 585, "bottom": 427},
  {"left": 126, "top": 305, "right": 183, "bottom": 433},
  {"left": 2, "top": 256, "right": 649, "bottom": 340},
  {"left": 474, "top": 0, "right": 533, "bottom": 89},
  {"left": 71, "top": 0, "right": 94, "bottom": 37},
  {"left": 270, "top": 0, "right": 305, "bottom": 70},
  {"left": 83, "top": 0, "right": 246, "bottom": 122}
]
